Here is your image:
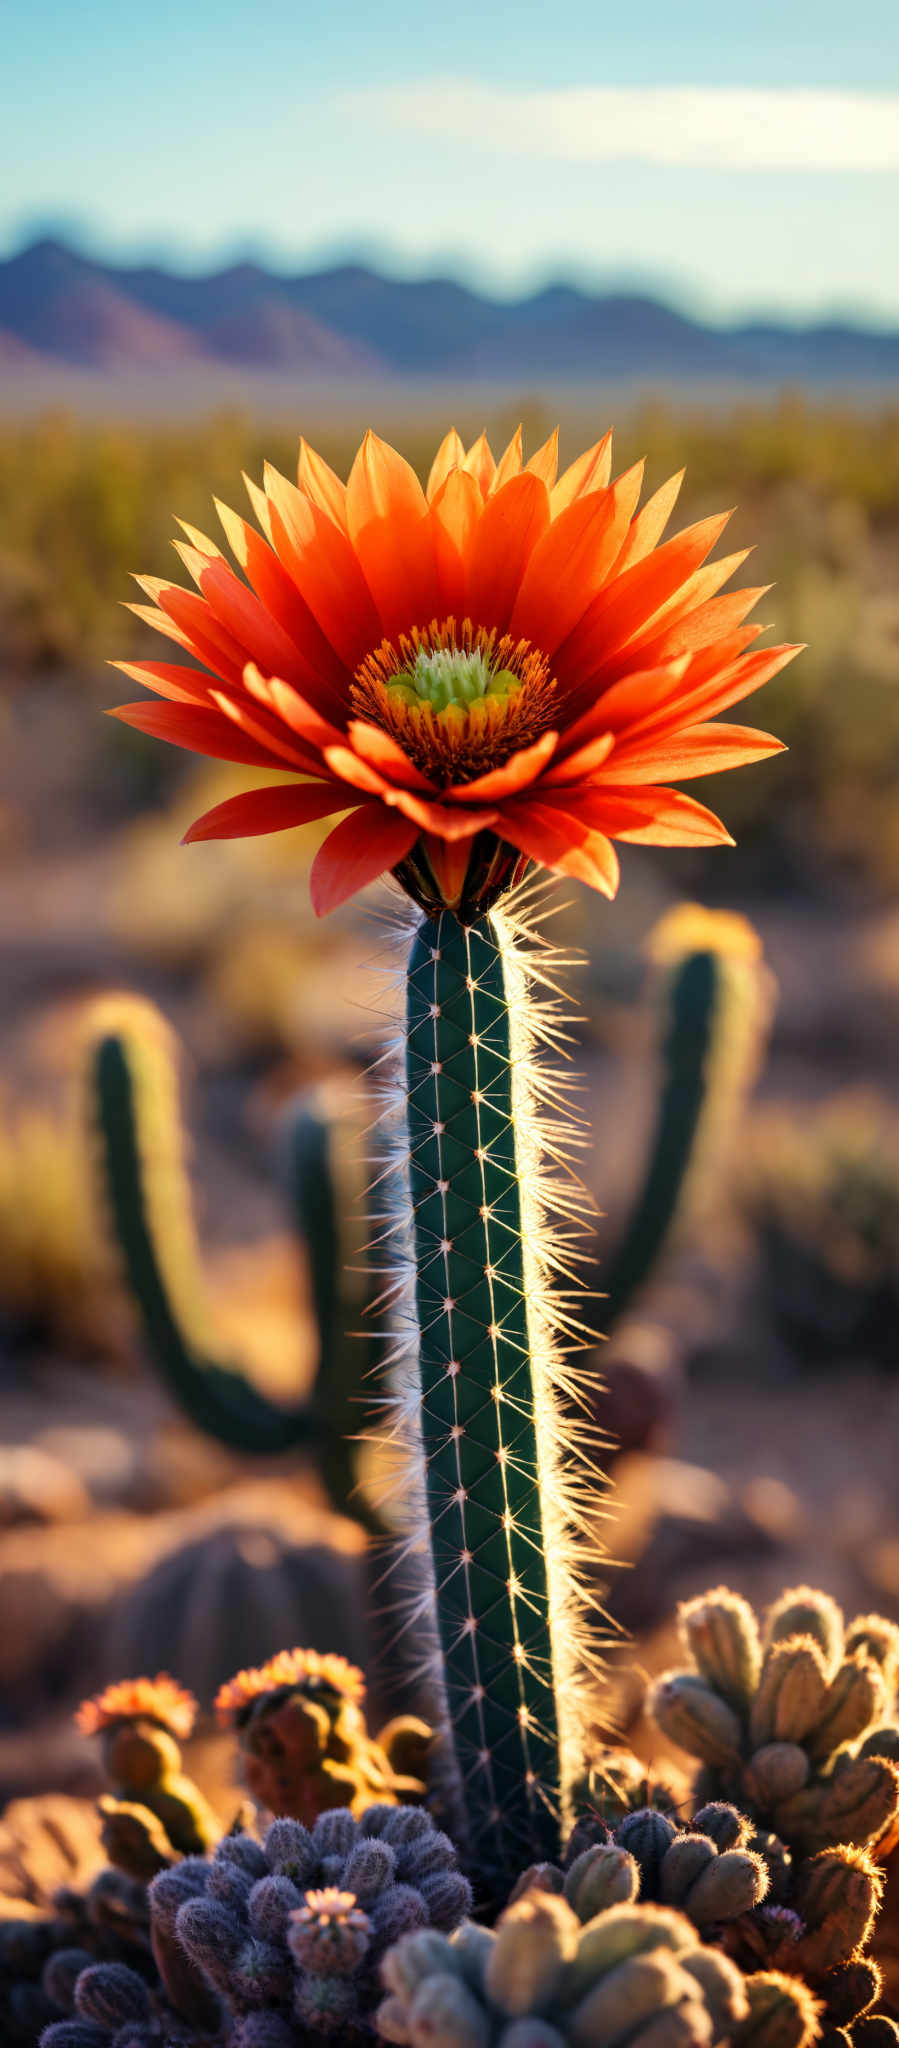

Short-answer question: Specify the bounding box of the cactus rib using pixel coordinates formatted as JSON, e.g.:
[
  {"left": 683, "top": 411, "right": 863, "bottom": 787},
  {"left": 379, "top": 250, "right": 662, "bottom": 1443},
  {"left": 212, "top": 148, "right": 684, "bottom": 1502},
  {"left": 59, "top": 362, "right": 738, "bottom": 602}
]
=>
[{"left": 405, "top": 910, "right": 561, "bottom": 1879}]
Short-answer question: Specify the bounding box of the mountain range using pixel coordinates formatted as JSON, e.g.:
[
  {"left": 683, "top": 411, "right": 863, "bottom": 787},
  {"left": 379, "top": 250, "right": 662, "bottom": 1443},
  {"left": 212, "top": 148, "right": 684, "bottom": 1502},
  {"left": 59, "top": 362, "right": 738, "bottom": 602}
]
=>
[{"left": 2, "top": 237, "right": 898, "bottom": 385}]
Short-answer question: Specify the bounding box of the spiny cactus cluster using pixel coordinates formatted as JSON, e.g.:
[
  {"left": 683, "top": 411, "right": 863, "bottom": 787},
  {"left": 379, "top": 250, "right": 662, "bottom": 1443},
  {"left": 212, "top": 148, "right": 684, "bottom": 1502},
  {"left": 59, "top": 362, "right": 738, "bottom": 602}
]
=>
[
  {"left": 156, "top": 1802, "right": 472, "bottom": 2043},
  {"left": 650, "top": 1587, "right": 899, "bottom": 1858},
  {"left": 76, "top": 1678, "right": 220, "bottom": 1880},
  {"left": 214, "top": 1651, "right": 432, "bottom": 1825},
  {"left": 0, "top": 1865, "right": 152, "bottom": 2048},
  {"left": 511, "top": 1801, "right": 769, "bottom": 1936},
  {"left": 510, "top": 1796, "right": 899, "bottom": 2047},
  {"left": 376, "top": 1886, "right": 816, "bottom": 2048}
]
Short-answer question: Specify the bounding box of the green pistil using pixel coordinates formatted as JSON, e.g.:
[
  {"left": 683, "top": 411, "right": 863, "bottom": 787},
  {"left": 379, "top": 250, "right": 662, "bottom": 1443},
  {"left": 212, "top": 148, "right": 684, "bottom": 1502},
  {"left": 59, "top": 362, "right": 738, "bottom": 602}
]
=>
[{"left": 387, "top": 646, "right": 520, "bottom": 713}]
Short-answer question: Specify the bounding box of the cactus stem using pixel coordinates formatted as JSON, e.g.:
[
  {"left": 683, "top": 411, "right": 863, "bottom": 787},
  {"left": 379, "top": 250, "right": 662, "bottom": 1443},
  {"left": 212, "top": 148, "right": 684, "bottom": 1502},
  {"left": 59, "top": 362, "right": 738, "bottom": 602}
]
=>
[{"left": 388, "top": 884, "right": 608, "bottom": 1889}]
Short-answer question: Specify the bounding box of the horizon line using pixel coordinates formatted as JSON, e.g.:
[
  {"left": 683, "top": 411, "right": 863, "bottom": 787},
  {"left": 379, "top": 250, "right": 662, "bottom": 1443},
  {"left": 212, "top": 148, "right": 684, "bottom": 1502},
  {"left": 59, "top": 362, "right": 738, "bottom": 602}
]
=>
[{"left": 4, "top": 225, "right": 899, "bottom": 336}]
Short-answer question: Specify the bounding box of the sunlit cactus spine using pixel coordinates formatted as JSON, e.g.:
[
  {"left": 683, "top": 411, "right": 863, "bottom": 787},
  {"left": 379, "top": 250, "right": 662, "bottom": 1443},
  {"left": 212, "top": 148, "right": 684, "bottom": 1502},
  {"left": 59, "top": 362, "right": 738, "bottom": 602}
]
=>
[
  {"left": 602, "top": 904, "right": 773, "bottom": 1329},
  {"left": 649, "top": 1585, "right": 899, "bottom": 1857},
  {"left": 84, "top": 994, "right": 378, "bottom": 1515}
]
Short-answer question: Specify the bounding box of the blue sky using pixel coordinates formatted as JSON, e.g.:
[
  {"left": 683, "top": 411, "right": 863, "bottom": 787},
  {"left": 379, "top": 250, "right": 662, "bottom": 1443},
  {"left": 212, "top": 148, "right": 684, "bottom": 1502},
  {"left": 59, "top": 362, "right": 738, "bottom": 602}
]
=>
[{"left": 4, "top": 0, "right": 898, "bottom": 319}]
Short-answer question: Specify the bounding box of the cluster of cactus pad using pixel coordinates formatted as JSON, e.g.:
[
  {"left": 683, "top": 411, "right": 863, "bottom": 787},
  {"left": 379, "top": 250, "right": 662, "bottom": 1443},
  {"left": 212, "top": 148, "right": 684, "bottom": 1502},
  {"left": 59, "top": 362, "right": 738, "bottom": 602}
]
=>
[
  {"left": 650, "top": 1587, "right": 899, "bottom": 1858},
  {"left": 0, "top": 1585, "right": 897, "bottom": 2046},
  {"left": 508, "top": 1798, "right": 896, "bottom": 2047},
  {"left": 376, "top": 1887, "right": 807, "bottom": 2048}
]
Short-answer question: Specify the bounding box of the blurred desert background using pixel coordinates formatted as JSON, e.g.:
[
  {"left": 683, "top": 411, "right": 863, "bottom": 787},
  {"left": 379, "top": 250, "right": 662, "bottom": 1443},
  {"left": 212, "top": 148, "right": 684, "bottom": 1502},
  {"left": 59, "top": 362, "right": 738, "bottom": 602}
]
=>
[{"left": 3, "top": 0, "right": 899, "bottom": 1907}]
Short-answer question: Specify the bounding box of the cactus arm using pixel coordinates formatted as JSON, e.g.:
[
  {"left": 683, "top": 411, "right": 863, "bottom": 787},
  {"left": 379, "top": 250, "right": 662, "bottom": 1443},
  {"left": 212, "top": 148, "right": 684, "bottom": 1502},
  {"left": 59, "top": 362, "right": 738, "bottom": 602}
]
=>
[
  {"left": 93, "top": 1031, "right": 321, "bottom": 1456},
  {"left": 280, "top": 1094, "right": 382, "bottom": 1534},
  {"left": 405, "top": 909, "right": 562, "bottom": 1881},
  {"left": 601, "top": 949, "right": 717, "bottom": 1329}
]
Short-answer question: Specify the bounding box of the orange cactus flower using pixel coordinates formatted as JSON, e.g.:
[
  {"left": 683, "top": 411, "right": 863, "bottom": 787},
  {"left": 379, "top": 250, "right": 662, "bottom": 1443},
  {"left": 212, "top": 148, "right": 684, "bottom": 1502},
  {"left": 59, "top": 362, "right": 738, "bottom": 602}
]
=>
[
  {"left": 111, "top": 427, "right": 800, "bottom": 920},
  {"left": 76, "top": 1674, "right": 197, "bottom": 1740},
  {"left": 214, "top": 1648, "right": 366, "bottom": 1725}
]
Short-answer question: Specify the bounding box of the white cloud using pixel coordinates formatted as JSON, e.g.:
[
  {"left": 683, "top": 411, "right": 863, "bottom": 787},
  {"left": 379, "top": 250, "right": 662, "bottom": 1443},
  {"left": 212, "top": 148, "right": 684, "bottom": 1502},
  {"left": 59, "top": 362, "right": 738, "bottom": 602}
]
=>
[{"left": 339, "top": 81, "right": 899, "bottom": 173}]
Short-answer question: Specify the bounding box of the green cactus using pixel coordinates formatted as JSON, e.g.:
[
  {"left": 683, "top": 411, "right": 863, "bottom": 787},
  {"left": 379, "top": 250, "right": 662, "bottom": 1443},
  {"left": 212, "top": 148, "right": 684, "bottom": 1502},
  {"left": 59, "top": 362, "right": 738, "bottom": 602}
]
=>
[
  {"left": 403, "top": 907, "right": 597, "bottom": 1887},
  {"left": 511, "top": 1800, "right": 769, "bottom": 1940},
  {"left": 649, "top": 1585, "right": 899, "bottom": 1858},
  {"left": 85, "top": 995, "right": 379, "bottom": 1522},
  {"left": 602, "top": 905, "right": 772, "bottom": 1330},
  {"left": 377, "top": 1889, "right": 763, "bottom": 2048}
]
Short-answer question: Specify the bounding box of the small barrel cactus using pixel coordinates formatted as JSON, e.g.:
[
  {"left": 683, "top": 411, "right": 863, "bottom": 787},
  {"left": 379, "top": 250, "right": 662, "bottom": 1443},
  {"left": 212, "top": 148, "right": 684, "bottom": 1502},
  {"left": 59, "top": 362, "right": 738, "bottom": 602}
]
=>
[
  {"left": 158, "top": 1800, "right": 472, "bottom": 2041},
  {"left": 649, "top": 1587, "right": 899, "bottom": 1857},
  {"left": 106, "top": 1518, "right": 369, "bottom": 1705},
  {"left": 214, "top": 1649, "right": 432, "bottom": 1824},
  {"left": 76, "top": 1677, "right": 220, "bottom": 1874},
  {"left": 376, "top": 1888, "right": 806, "bottom": 2048}
]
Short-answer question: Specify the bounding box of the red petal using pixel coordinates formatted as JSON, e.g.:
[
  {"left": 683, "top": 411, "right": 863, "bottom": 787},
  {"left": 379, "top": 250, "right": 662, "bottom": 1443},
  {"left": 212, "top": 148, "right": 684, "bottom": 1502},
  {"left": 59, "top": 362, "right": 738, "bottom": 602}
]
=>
[
  {"left": 537, "top": 785, "right": 734, "bottom": 846},
  {"left": 215, "top": 498, "right": 349, "bottom": 712},
  {"left": 526, "top": 428, "right": 560, "bottom": 488},
  {"left": 183, "top": 780, "right": 355, "bottom": 844},
  {"left": 491, "top": 425, "right": 524, "bottom": 493},
  {"left": 210, "top": 689, "right": 322, "bottom": 774},
  {"left": 264, "top": 463, "right": 381, "bottom": 672},
  {"left": 430, "top": 467, "right": 481, "bottom": 616},
  {"left": 110, "top": 660, "right": 215, "bottom": 706},
  {"left": 108, "top": 700, "right": 283, "bottom": 769},
  {"left": 310, "top": 805, "right": 418, "bottom": 915},
  {"left": 321, "top": 744, "right": 388, "bottom": 798},
  {"left": 463, "top": 431, "right": 496, "bottom": 497},
  {"left": 559, "top": 511, "right": 735, "bottom": 697},
  {"left": 599, "top": 722, "right": 785, "bottom": 784},
  {"left": 560, "top": 661, "right": 691, "bottom": 744},
  {"left": 509, "top": 464, "right": 643, "bottom": 654},
  {"left": 298, "top": 439, "right": 348, "bottom": 529},
  {"left": 427, "top": 428, "right": 466, "bottom": 502},
  {"left": 388, "top": 792, "right": 498, "bottom": 839},
  {"left": 500, "top": 800, "right": 620, "bottom": 897},
  {"left": 551, "top": 432, "right": 613, "bottom": 514},
  {"left": 264, "top": 674, "right": 346, "bottom": 751},
  {"left": 132, "top": 580, "right": 245, "bottom": 687},
  {"left": 466, "top": 473, "right": 551, "bottom": 634},
  {"left": 347, "top": 721, "right": 437, "bottom": 792},
  {"left": 446, "top": 731, "right": 559, "bottom": 801},
  {"left": 345, "top": 431, "right": 439, "bottom": 641},
  {"left": 614, "top": 470, "right": 684, "bottom": 575},
  {"left": 540, "top": 732, "right": 615, "bottom": 784}
]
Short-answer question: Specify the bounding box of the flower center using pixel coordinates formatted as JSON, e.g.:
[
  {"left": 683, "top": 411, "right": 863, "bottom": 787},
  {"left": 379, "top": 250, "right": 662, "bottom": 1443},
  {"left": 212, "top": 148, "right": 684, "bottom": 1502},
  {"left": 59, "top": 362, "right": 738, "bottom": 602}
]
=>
[
  {"left": 351, "top": 618, "right": 557, "bottom": 787},
  {"left": 392, "top": 644, "right": 520, "bottom": 713}
]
